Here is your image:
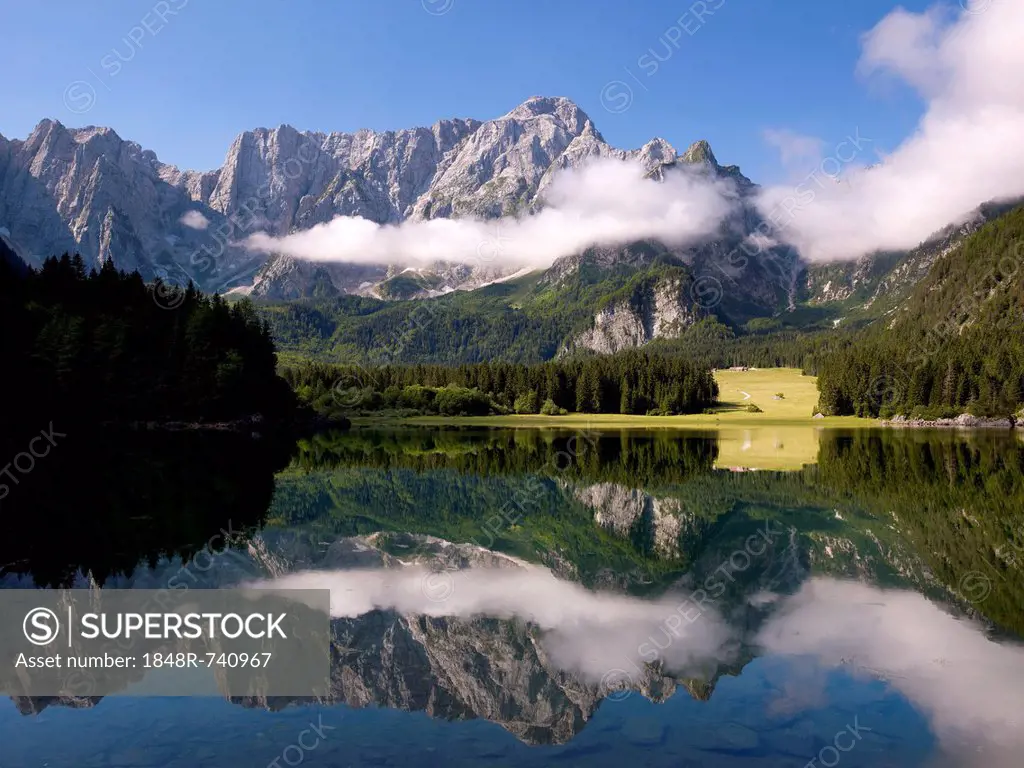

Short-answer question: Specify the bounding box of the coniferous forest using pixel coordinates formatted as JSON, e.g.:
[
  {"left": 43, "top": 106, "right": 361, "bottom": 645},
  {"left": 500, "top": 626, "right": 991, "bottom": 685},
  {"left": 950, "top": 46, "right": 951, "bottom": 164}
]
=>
[
  {"left": 282, "top": 350, "right": 719, "bottom": 417},
  {"left": 0, "top": 249, "right": 298, "bottom": 433}
]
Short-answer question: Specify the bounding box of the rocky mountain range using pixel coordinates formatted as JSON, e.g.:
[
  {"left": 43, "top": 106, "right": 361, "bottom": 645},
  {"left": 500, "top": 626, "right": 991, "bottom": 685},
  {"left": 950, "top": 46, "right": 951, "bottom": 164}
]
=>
[{"left": 0, "top": 97, "right": 717, "bottom": 297}]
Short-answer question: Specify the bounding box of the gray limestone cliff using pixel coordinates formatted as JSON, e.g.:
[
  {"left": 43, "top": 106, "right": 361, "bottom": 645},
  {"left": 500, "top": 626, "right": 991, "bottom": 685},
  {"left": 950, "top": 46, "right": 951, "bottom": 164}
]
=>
[{"left": 561, "top": 270, "right": 698, "bottom": 355}]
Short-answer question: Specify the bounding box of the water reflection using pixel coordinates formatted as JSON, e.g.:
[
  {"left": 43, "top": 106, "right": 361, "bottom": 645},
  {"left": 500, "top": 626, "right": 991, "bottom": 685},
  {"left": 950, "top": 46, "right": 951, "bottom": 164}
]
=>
[
  {"left": 2, "top": 426, "right": 1023, "bottom": 766},
  {"left": 758, "top": 579, "right": 1024, "bottom": 768},
  {"left": 0, "top": 428, "right": 293, "bottom": 587},
  {"left": 711, "top": 426, "right": 823, "bottom": 471}
]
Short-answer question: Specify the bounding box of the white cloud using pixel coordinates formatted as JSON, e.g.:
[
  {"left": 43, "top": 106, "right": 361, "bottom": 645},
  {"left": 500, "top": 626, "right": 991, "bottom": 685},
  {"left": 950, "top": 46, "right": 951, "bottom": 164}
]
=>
[
  {"left": 856, "top": 5, "right": 953, "bottom": 96},
  {"left": 757, "top": 0, "right": 1024, "bottom": 261},
  {"left": 244, "top": 158, "right": 740, "bottom": 270},
  {"left": 180, "top": 210, "right": 210, "bottom": 230}
]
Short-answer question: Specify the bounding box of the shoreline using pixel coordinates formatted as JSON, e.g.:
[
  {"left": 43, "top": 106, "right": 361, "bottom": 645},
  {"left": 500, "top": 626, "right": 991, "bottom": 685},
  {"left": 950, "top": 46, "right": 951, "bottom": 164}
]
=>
[
  {"left": 879, "top": 414, "right": 1019, "bottom": 429},
  {"left": 351, "top": 412, "right": 1024, "bottom": 432},
  {"left": 113, "top": 412, "right": 351, "bottom": 435},
  {"left": 352, "top": 412, "right": 876, "bottom": 429}
]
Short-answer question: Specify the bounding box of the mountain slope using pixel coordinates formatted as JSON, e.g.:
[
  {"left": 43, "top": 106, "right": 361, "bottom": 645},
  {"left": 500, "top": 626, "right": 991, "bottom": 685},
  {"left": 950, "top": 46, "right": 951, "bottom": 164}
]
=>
[
  {"left": 0, "top": 230, "right": 27, "bottom": 275},
  {"left": 815, "top": 204, "right": 1024, "bottom": 417},
  {"left": 800, "top": 199, "right": 1024, "bottom": 318},
  {"left": 263, "top": 255, "right": 720, "bottom": 364}
]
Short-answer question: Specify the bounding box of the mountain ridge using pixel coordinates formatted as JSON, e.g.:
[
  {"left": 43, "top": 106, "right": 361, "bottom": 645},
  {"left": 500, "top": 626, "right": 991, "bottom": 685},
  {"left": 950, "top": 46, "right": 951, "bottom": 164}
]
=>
[{"left": 0, "top": 97, "right": 730, "bottom": 297}]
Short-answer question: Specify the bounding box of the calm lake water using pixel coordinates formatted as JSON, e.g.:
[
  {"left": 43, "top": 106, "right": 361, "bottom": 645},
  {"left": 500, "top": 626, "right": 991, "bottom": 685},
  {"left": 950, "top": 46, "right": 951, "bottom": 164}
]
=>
[{"left": 1, "top": 426, "right": 1022, "bottom": 767}]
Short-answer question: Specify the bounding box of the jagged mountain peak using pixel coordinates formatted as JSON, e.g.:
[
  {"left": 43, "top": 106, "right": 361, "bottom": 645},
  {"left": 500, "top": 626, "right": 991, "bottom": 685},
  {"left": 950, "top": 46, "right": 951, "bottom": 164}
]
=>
[
  {"left": 503, "top": 95, "right": 599, "bottom": 138},
  {"left": 638, "top": 137, "right": 676, "bottom": 163},
  {"left": 28, "top": 117, "right": 61, "bottom": 135},
  {"left": 27, "top": 117, "right": 71, "bottom": 138},
  {"left": 643, "top": 136, "right": 674, "bottom": 149},
  {"left": 680, "top": 139, "right": 718, "bottom": 167},
  {"left": 22, "top": 118, "right": 73, "bottom": 153},
  {"left": 67, "top": 125, "right": 122, "bottom": 143},
  {"left": 22, "top": 120, "right": 170, "bottom": 179},
  {"left": 229, "top": 123, "right": 315, "bottom": 155},
  {"left": 505, "top": 95, "right": 585, "bottom": 118},
  {"left": 28, "top": 120, "right": 128, "bottom": 149},
  {"left": 237, "top": 123, "right": 301, "bottom": 141}
]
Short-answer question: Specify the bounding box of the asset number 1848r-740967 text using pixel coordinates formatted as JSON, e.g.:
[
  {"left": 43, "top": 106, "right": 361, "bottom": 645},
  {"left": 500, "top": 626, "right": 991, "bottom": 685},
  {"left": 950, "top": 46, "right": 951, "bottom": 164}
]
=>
[{"left": 143, "top": 652, "right": 273, "bottom": 668}]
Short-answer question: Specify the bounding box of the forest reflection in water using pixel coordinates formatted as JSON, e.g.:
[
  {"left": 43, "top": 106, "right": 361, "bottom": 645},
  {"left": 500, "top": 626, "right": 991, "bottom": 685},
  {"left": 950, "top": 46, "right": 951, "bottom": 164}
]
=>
[
  {"left": 2, "top": 425, "right": 1023, "bottom": 766},
  {"left": 277, "top": 426, "right": 1024, "bottom": 630},
  {"left": 3, "top": 425, "right": 1022, "bottom": 631}
]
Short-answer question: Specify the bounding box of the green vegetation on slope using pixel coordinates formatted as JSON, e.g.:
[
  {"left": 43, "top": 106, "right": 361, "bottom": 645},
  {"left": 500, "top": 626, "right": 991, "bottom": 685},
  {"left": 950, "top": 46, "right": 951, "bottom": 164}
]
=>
[
  {"left": 261, "top": 261, "right": 699, "bottom": 364},
  {"left": 816, "top": 206, "right": 1024, "bottom": 418}
]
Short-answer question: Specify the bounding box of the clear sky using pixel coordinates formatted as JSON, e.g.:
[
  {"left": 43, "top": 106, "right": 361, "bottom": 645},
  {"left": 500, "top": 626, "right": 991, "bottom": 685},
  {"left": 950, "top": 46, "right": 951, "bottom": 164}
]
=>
[{"left": 0, "top": 0, "right": 935, "bottom": 183}]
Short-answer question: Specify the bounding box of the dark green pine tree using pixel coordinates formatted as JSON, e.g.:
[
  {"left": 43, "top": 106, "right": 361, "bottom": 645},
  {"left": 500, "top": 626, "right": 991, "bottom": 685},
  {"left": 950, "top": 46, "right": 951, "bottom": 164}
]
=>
[
  {"left": 619, "top": 378, "right": 633, "bottom": 415},
  {"left": 575, "top": 365, "right": 599, "bottom": 413}
]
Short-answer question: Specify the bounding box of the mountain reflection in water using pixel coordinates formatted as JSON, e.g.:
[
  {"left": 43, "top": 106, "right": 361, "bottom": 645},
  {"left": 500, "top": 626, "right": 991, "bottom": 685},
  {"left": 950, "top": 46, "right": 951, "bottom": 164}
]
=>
[{"left": 2, "top": 426, "right": 1022, "bottom": 767}]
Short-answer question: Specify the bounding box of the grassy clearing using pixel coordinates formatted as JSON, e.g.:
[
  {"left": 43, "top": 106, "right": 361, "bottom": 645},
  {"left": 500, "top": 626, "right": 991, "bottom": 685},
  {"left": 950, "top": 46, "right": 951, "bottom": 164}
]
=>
[
  {"left": 713, "top": 367, "right": 822, "bottom": 420},
  {"left": 391, "top": 369, "right": 872, "bottom": 429}
]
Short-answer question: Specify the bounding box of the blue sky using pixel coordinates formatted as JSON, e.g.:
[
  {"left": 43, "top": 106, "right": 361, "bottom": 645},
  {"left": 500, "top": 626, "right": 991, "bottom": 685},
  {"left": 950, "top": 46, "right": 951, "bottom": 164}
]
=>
[{"left": 0, "top": 0, "right": 936, "bottom": 182}]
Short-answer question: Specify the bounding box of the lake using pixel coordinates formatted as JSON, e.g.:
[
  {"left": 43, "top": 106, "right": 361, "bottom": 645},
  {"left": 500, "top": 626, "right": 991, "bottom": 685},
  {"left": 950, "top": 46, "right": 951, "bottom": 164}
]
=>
[{"left": 1, "top": 425, "right": 1022, "bottom": 767}]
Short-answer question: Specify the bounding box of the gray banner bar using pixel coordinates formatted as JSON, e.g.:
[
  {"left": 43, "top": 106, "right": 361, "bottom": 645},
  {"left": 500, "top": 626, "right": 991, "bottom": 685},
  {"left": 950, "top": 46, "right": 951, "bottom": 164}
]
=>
[{"left": 0, "top": 589, "right": 331, "bottom": 697}]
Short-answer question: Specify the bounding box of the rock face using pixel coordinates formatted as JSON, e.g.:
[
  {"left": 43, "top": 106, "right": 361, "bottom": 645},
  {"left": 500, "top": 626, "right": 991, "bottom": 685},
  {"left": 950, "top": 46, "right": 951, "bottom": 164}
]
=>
[
  {"left": 0, "top": 120, "right": 260, "bottom": 288},
  {"left": 247, "top": 254, "right": 388, "bottom": 300},
  {"left": 562, "top": 270, "right": 698, "bottom": 355},
  {"left": 571, "top": 482, "right": 704, "bottom": 560},
  {"left": 0, "top": 97, "right": 701, "bottom": 296}
]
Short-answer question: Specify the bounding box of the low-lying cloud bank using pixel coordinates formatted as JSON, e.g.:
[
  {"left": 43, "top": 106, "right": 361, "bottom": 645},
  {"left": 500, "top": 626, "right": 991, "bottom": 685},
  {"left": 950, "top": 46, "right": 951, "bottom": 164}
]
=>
[
  {"left": 245, "top": 159, "right": 739, "bottom": 270},
  {"left": 245, "top": 1, "right": 1024, "bottom": 270}
]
